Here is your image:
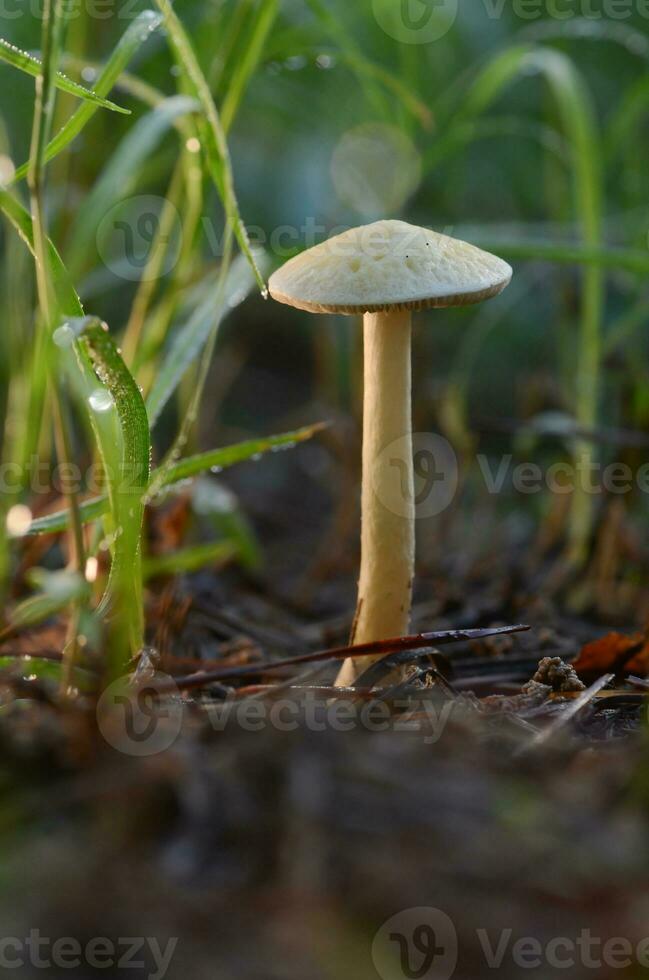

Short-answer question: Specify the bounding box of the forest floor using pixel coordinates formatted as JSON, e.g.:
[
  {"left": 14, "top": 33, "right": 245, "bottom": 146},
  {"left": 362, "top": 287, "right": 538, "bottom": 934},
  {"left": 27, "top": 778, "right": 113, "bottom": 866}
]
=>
[{"left": 2, "top": 444, "right": 649, "bottom": 979}]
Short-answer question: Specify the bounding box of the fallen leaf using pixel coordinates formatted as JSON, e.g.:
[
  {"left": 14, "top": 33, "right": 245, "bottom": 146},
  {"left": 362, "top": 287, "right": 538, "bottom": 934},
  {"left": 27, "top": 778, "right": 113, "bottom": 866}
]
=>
[{"left": 573, "top": 631, "right": 649, "bottom": 678}]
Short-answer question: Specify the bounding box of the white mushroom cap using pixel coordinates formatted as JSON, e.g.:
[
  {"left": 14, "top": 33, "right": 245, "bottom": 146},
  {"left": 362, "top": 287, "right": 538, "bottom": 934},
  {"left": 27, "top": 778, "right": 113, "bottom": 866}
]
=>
[{"left": 268, "top": 219, "right": 512, "bottom": 315}]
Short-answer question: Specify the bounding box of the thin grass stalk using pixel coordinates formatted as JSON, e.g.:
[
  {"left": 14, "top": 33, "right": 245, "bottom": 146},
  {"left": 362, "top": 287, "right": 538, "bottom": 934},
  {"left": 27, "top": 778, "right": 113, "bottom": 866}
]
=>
[
  {"left": 27, "top": 0, "right": 87, "bottom": 692},
  {"left": 442, "top": 46, "right": 604, "bottom": 564},
  {"left": 121, "top": 159, "right": 186, "bottom": 366},
  {"left": 145, "top": 228, "right": 234, "bottom": 502}
]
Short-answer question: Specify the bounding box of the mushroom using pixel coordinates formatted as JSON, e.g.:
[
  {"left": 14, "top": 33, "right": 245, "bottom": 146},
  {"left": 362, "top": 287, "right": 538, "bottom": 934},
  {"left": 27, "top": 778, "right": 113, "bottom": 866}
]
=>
[{"left": 269, "top": 220, "right": 512, "bottom": 687}]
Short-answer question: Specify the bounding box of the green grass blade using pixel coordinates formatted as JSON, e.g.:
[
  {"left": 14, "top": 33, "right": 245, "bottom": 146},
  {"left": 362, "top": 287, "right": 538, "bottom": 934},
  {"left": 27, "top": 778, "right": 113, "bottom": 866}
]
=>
[
  {"left": 1, "top": 571, "right": 88, "bottom": 635},
  {"left": 605, "top": 74, "right": 649, "bottom": 163},
  {"left": 11, "top": 11, "right": 162, "bottom": 184},
  {"left": 0, "top": 188, "right": 84, "bottom": 316},
  {"left": 146, "top": 252, "right": 264, "bottom": 428},
  {"left": 14, "top": 497, "right": 107, "bottom": 537},
  {"left": 153, "top": 0, "right": 266, "bottom": 292},
  {"left": 221, "top": 0, "right": 279, "bottom": 134},
  {"left": 0, "top": 190, "right": 117, "bottom": 494},
  {"left": 305, "top": 0, "right": 388, "bottom": 118},
  {"left": 143, "top": 539, "right": 237, "bottom": 580},
  {"left": 450, "top": 44, "right": 604, "bottom": 564},
  {"left": 73, "top": 317, "right": 150, "bottom": 665},
  {"left": 159, "top": 423, "right": 326, "bottom": 485},
  {"left": 0, "top": 656, "right": 96, "bottom": 692},
  {"left": 68, "top": 94, "right": 199, "bottom": 269},
  {"left": 21, "top": 424, "right": 326, "bottom": 537},
  {"left": 0, "top": 37, "right": 129, "bottom": 113},
  {"left": 469, "top": 238, "right": 649, "bottom": 275}
]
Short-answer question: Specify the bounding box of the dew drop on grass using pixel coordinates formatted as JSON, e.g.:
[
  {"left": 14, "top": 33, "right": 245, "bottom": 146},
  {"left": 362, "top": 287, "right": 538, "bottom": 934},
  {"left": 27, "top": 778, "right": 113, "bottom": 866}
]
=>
[
  {"left": 210, "top": 466, "right": 223, "bottom": 474},
  {"left": 81, "top": 67, "right": 97, "bottom": 83},
  {"left": 88, "top": 388, "right": 114, "bottom": 413},
  {"left": 6, "top": 504, "right": 32, "bottom": 536},
  {"left": 285, "top": 55, "right": 307, "bottom": 71},
  {"left": 53, "top": 323, "right": 74, "bottom": 348}
]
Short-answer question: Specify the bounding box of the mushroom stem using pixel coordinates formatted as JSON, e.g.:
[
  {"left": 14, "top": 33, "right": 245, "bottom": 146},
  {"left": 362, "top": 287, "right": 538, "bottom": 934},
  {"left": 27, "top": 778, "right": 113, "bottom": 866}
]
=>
[{"left": 335, "top": 310, "right": 414, "bottom": 687}]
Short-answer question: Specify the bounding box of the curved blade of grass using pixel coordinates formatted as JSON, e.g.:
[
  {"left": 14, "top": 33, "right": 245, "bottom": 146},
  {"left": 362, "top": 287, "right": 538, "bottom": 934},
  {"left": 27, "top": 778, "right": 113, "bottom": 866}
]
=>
[
  {"left": 220, "top": 0, "right": 279, "bottom": 134},
  {"left": 0, "top": 37, "right": 129, "bottom": 113},
  {"left": 147, "top": 228, "right": 236, "bottom": 500},
  {"left": 146, "top": 251, "right": 265, "bottom": 427},
  {"left": 0, "top": 188, "right": 83, "bottom": 316},
  {"left": 72, "top": 317, "right": 150, "bottom": 667},
  {"left": 450, "top": 44, "right": 604, "bottom": 564},
  {"left": 0, "top": 190, "right": 119, "bottom": 490},
  {"left": 26, "top": 0, "right": 91, "bottom": 692},
  {"left": 470, "top": 238, "right": 649, "bottom": 275},
  {"left": 0, "top": 192, "right": 147, "bottom": 670},
  {"left": 605, "top": 74, "right": 649, "bottom": 164},
  {"left": 68, "top": 94, "right": 199, "bottom": 268},
  {"left": 21, "top": 423, "right": 327, "bottom": 537},
  {"left": 19, "top": 497, "right": 107, "bottom": 537},
  {"left": 143, "top": 539, "right": 237, "bottom": 580},
  {"left": 158, "top": 422, "right": 327, "bottom": 485},
  {"left": 519, "top": 17, "right": 649, "bottom": 61},
  {"left": 336, "top": 51, "right": 432, "bottom": 128},
  {"left": 302, "top": 0, "right": 432, "bottom": 125},
  {"left": 153, "top": 0, "right": 265, "bottom": 292},
  {"left": 1, "top": 572, "right": 88, "bottom": 637},
  {"left": 304, "top": 0, "right": 388, "bottom": 118},
  {"left": 423, "top": 116, "right": 566, "bottom": 176},
  {"left": 11, "top": 11, "right": 162, "bottom": 185}
]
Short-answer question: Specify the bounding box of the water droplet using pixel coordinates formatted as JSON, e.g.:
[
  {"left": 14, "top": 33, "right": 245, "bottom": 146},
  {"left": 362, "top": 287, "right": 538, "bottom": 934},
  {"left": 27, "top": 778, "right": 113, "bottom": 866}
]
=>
[
  {"left": 316, "top": 54, "right": 335, "bottom": 70},
  {"left": 81, "top": 66, "right": 97, "bottom": 83},
  {"left": 6, "top": 504, "right": 32, "bottom": 536},
  {"left": 285, "top": 55, "right": 307, "bottom": 71},
  {"left": 170, "top": 65, "right": 182, "bottom": 77},
  {"left": 88, "top": 388, "right": 114, "bottom": 413},
  {"left": 210, "top": 465, "right": 223, "bottom": 474},
  {"left": 53, "top": 323, "right": 74, "bottom": 348}
]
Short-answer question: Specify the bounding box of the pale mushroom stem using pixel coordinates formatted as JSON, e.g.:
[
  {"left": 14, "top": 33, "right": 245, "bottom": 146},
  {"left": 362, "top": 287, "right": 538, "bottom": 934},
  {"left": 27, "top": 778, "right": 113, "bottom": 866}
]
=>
[{"left": 335, "top": 310, "right": 414, "bottom": 688}]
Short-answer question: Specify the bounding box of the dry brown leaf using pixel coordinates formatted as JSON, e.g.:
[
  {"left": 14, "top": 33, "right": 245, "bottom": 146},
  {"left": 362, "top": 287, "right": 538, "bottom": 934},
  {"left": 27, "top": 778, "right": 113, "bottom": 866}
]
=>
[{"left": 573, "top": 631, "right": 649, "bottom": 678}]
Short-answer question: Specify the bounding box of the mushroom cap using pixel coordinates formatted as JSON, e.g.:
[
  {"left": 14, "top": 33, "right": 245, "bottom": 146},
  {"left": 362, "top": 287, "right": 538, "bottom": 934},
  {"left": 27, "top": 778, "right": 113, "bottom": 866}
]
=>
[{"left": 268, "top": 219, "right": 512, "bottom": 315}]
